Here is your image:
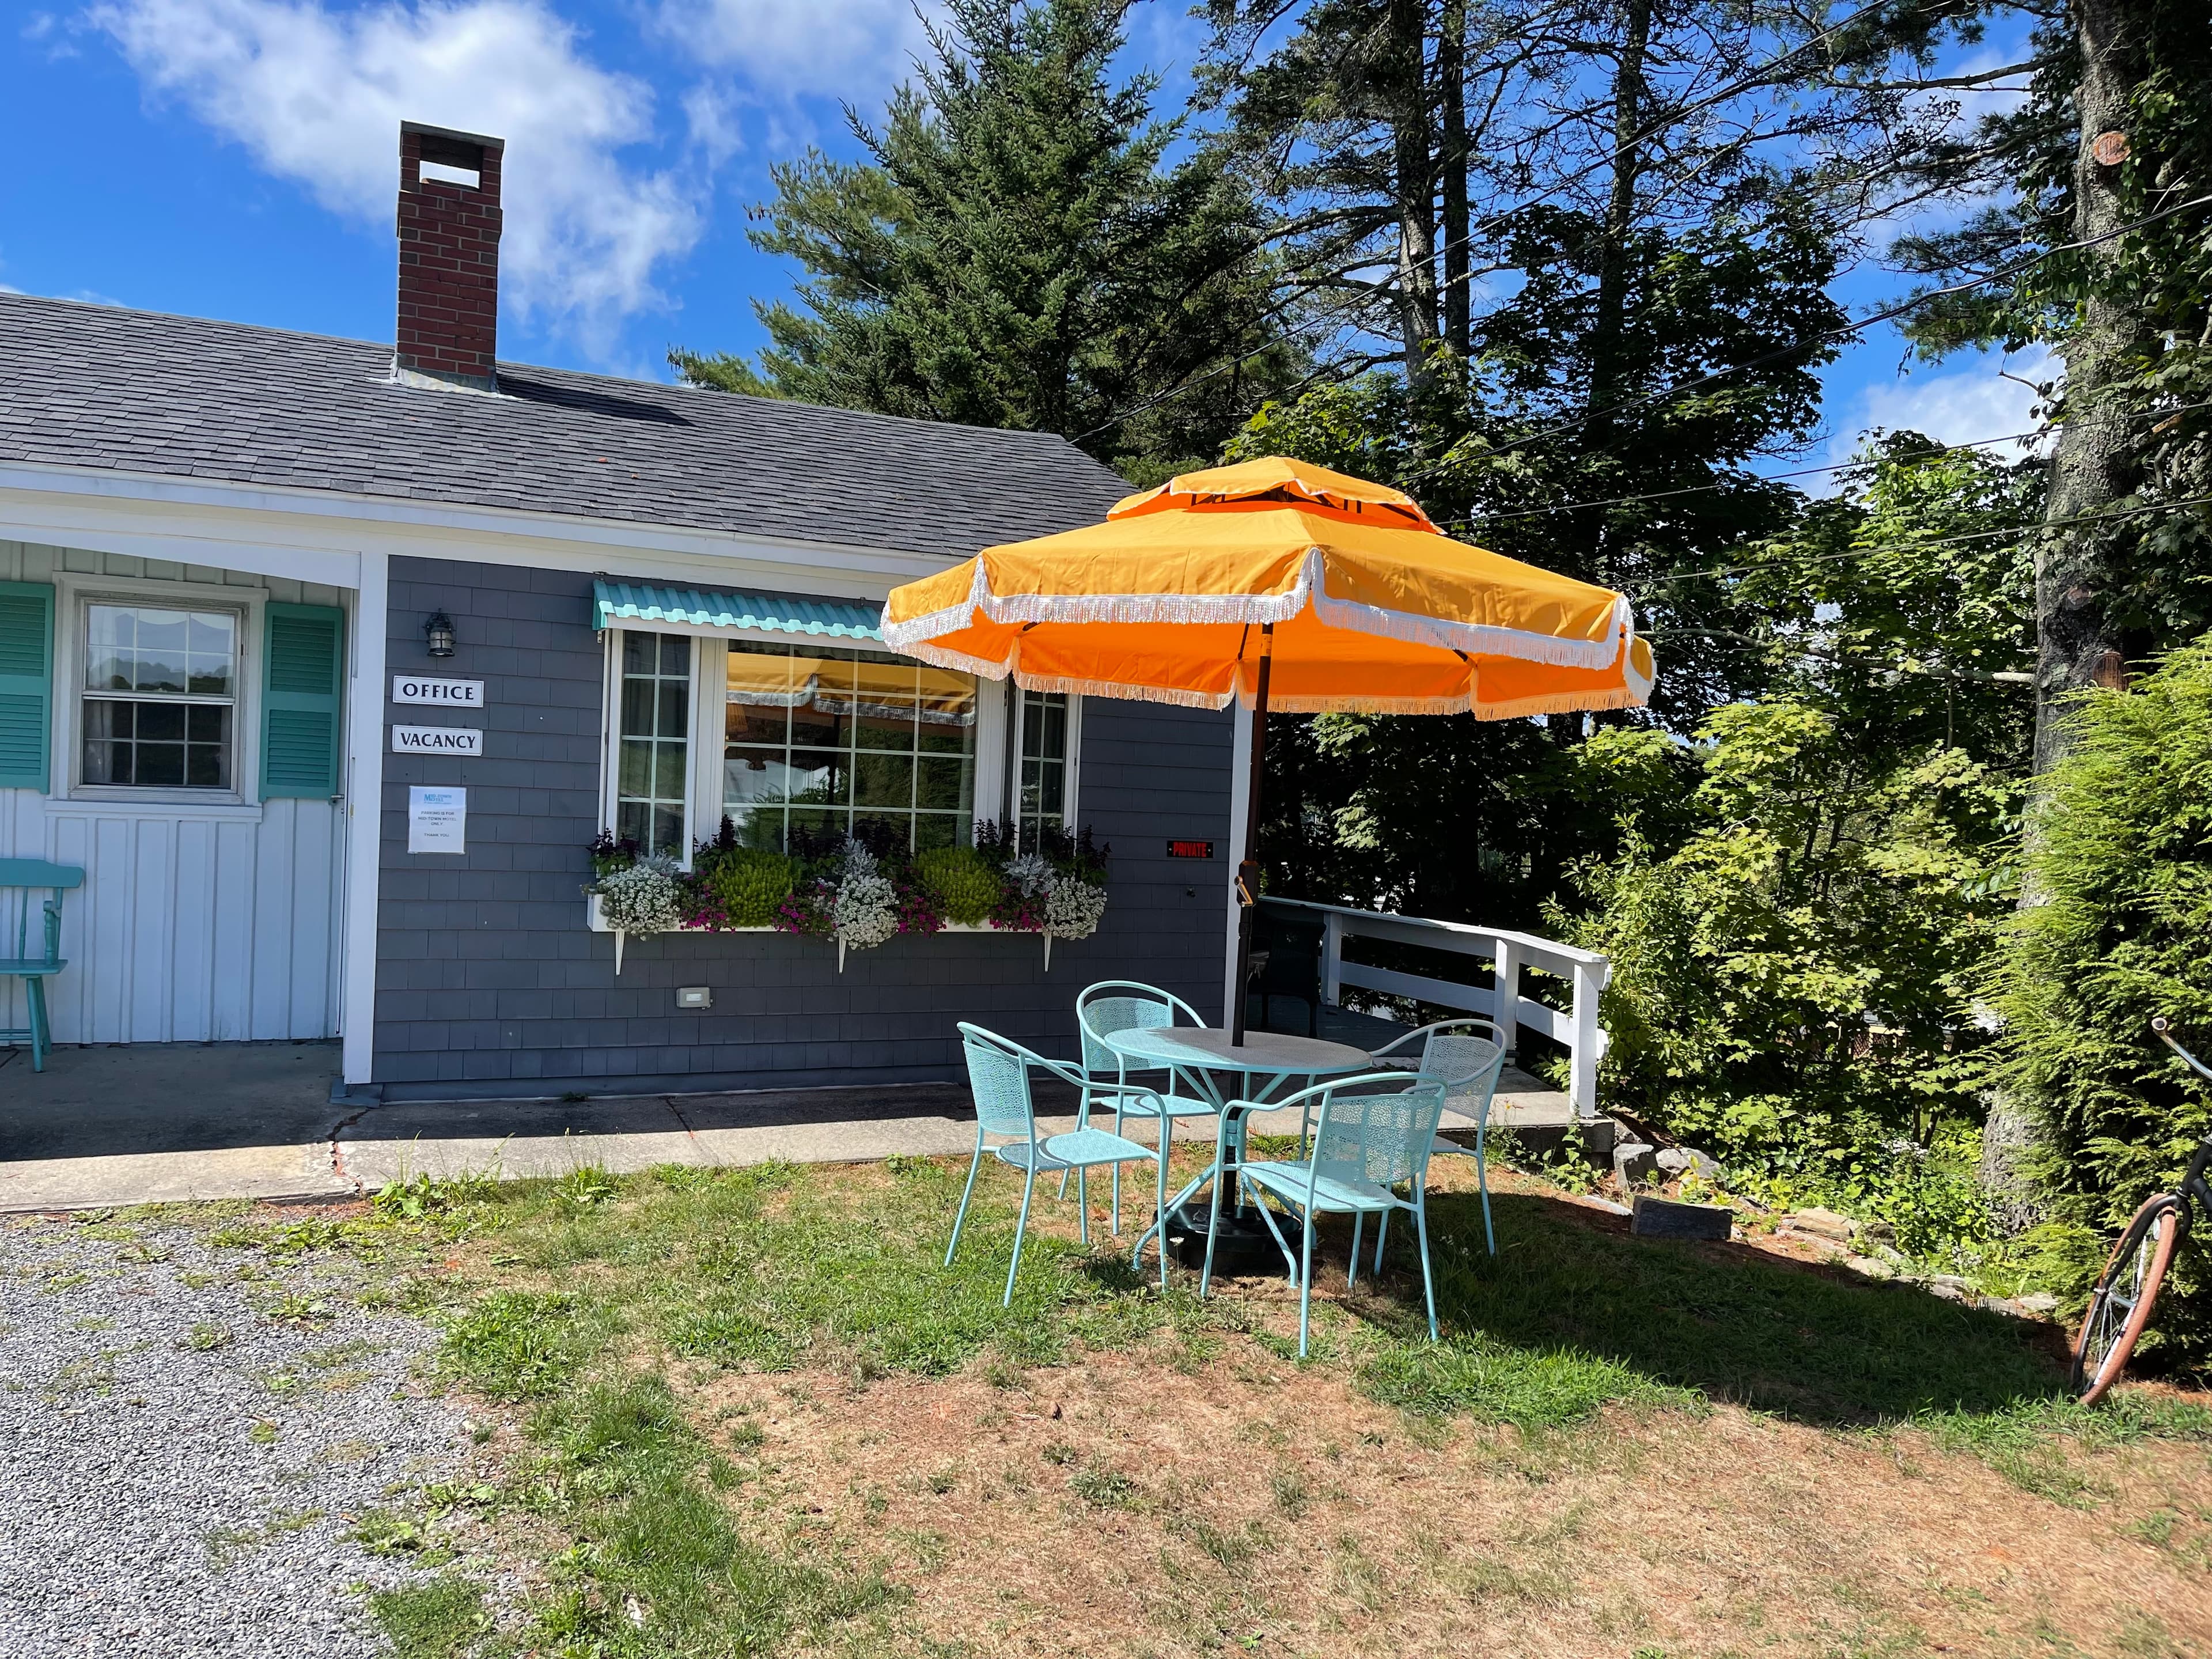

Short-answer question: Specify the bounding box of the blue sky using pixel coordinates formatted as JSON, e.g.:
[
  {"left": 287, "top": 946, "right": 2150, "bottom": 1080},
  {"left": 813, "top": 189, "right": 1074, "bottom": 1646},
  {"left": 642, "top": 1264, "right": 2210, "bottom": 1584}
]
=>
[{"left": 3, "top": 0, "right": 2046, "bottom": 487}]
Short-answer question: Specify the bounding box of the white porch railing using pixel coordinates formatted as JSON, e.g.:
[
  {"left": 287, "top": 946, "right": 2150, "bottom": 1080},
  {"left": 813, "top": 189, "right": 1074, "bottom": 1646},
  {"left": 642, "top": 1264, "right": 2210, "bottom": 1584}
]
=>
[{"left": 1258, "top": 896, "right": 1612, "bottom": 1117}]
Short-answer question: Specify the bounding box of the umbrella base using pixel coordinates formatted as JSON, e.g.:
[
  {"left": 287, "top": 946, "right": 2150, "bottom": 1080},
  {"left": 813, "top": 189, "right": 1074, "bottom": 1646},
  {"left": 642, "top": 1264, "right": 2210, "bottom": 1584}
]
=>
[{"left": 1162, "top": 1200, "right": 1302, "bottom": 1276}]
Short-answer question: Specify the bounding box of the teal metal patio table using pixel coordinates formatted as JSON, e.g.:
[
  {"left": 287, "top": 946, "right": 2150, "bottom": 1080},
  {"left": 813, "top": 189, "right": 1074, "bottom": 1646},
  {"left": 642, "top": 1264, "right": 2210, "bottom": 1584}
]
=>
[{"left": 1104, "top": 1025, "right": 1373, "bottom": 1279}]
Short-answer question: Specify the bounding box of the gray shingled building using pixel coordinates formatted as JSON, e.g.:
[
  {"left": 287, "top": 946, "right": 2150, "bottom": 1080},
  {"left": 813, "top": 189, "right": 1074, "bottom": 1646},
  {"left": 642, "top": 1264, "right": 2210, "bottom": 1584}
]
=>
[{"left": 0, "top": 122, "right": 1236, "bottom": 1099}]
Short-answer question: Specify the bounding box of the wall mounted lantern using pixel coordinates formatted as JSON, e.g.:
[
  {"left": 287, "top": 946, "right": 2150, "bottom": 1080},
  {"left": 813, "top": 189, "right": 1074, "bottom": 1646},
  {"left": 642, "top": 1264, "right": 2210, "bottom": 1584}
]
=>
[{"left": 425, "top": 609, "right": 457, "bottom": 658}]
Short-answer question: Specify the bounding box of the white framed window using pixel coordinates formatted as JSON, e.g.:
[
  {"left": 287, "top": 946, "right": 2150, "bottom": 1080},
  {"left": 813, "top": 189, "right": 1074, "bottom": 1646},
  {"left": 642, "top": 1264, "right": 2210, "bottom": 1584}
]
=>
[
  {"left": 600, "top": 627, "right": 989, "bottom": 860},
  {"left": 59, "top": 583, "right": 271, "bottom": 805},
  {"left": 1012, "top": 688, "right": 1081, "bottom": 850},
  {"left": 611, "top": 630, "right": 693, "bottom": 855}
]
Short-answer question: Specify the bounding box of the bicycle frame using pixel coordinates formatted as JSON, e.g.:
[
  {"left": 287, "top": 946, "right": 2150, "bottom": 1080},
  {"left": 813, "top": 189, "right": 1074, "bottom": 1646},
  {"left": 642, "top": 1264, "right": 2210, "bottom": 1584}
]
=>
[{"left": 2151, "top": 1019, "right": 2212, "bottom": 1221}]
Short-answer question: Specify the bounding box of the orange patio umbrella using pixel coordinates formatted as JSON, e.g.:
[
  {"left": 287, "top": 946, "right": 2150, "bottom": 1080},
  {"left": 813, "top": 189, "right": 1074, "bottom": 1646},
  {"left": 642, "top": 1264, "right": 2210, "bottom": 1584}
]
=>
[{"left": 884, "top": 456, "right": 1656, "bottom": 1039}]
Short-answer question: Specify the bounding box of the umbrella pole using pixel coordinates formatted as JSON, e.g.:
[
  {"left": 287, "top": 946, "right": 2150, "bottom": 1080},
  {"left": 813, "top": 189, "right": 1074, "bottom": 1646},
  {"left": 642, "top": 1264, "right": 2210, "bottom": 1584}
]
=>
[{"left": 1231, "top": 624, "right": 1274, "bottom": 1046}]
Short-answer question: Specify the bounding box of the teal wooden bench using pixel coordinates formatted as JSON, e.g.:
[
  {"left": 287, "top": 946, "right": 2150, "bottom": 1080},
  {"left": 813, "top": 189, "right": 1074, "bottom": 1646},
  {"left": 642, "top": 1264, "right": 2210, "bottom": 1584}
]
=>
[{"left": 1, "top": 859, "right": 84, "bottom": 1072}]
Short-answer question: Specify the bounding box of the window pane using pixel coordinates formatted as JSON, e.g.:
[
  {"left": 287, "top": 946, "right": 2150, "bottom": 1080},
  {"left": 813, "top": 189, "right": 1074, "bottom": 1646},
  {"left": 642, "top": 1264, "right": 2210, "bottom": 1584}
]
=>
[
  {"left": 854, "top": 751, "right": 912, "bottom": 808},
  {"left": 725, "top": 803, "right": 786, "bottom": 850},
  {"left": 620, "top": 679, "right": 656, "bottom": 737},
  {"left": 619, "top": 739, "right": 655, "bottom": 798},
  {"left": 915, "top": 755, "right": 971, "bottom": 812},
  {"left": 913, "top": 813, "right": 962, "bottom": 851},
  {"left": 789, "top": 806, "right": 847, "bottom": 843},
  {"left": 786, "top": 748, "right": 847, "bottom": 808},
  {"left": 135, "top": 737, "right": 185, "bottom": 787},
  {"left": 137, "top": 702, "right": 185, "bottom": 742},
  {"left": 656, "top": 680, "right": 688, "bottom": 740}
]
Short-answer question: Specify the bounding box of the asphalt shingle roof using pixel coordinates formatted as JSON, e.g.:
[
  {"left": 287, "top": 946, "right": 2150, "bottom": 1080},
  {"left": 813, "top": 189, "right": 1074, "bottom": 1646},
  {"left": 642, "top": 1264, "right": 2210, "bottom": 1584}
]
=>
[{"left": 0, "top": 291, "right": 1132, "bottom": 561}]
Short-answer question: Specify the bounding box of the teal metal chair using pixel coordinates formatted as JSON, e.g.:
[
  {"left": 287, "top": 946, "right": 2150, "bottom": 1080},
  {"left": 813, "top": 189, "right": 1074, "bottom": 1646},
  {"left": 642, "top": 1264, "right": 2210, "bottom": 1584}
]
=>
[
  {"left": 1070, "top": 980, "right": 1219, "bottom": 1266},
  {"left": 1227, "top": 1071, "right": 1451, "bottom": 1357},
  {"left": 1, "top": 859, "right": 84, "bottom": 1073},
  {"left": 1369, "top": 1018, "right": 1510, "bottom": 1254},
  {"left": 948, "top": 1022, "right": 1164, "bottom": 1305}
]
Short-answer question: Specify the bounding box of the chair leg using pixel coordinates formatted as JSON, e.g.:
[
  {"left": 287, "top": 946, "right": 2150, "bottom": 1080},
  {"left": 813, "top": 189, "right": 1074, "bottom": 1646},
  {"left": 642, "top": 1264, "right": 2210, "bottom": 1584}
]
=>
[
  {"left": 1347, "top": 1211, "right": 1364, "bottom": 1290},
  {"left": 1373, "top": 1209, "right": 1389, "bottom": 1274},
  {"left": 1154, "top": 1137, "right": 1171, "bottom": 1289},
  {"left": 1005, "top": 1166, "right": 1039, "bottom": 1308},
  {"left": 28, "top": 976, "right": 50, "bottom": 1073},
  {"left": 1199, "top": 1134, "right": 1229, "bottom": 1298},
  {"left": 1077, "top": 1166, "right": 1090, "bottom": 1247},
  {"left": 1111, "top": 1103, "right": 1125, "bottom": 1234},
  {"left": 1297, "top": 1202, "right": 1317, "bottom": 1358},
  {"left": 945, "top": 1141, "right": 985, "bottom": 1267},
  {"left": 1476, "top": 1127, "right": 1495, "bottom": 1256},
  {"left": 1414, "top": 1194, "right": 1438, "bottom": 1343}
]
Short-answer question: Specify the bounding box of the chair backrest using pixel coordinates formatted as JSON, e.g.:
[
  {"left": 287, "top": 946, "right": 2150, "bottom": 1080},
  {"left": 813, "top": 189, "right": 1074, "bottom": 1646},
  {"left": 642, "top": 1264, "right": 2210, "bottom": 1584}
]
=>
[
  {"left": 1309, "top": 1074, "right": 1450, "bottom": 1191},
  {"left": 1075, "top": 980, "right": 1202, "bottom": 1075},
  {"left": 0, "top": 860, "right": 82, "bottom": 968},
  {"left": 958, "top": 1022, "right": 1040, "bottom": 1139},
  {"left": 1419, "top": 1020, "right": 1508, "bottom": 1116}
]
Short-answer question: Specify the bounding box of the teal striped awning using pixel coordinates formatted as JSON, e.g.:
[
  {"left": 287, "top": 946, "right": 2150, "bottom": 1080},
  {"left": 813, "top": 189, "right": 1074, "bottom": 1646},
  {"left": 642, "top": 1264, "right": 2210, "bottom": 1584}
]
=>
[{"left": 592, "top": 580, "right": 884, "bottom": 642}]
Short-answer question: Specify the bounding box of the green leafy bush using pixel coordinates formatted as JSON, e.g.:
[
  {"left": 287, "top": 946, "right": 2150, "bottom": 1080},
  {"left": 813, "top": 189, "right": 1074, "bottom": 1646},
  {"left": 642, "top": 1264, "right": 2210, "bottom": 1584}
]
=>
[
  {"left": 916, "top": 844, "right": 1001, "bottom": 924},
  {"left": 698, "top": 846, "right": 797, "bottom": 927},
  {"left": 1990, "top": 635, "right": 2212, "bottom": 1364}
]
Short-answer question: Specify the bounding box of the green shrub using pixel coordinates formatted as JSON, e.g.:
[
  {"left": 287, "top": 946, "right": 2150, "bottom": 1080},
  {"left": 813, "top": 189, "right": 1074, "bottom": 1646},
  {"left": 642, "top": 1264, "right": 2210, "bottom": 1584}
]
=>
[
  {"left": 917, "top": 844, "right": 1001, "bottom": 924},
  {"left": 1990, "top": 635, "right": 2212, "bottom": 1365},
  {"left": 702, "top": 846, "right": 796, "bottom": 926}
]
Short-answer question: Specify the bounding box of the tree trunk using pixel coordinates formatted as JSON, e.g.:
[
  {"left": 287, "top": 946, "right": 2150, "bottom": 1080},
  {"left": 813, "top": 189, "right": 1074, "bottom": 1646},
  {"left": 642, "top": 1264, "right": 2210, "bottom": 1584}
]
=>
[
  {"left": 2032, "top": 0, "right": 2153, "bottom": 770},
  {"left": 1389, "top": 0, "right": 1441, "bottom": 385},
  {"left": 1440, "top": 0, "right": 1471, "bottom": 358},
  {"left": 1588, "top": 0, "right": 1652, "bottom": 416},
  {"left": 1983, "top": 0, "right": 2154, "bottom": 1232}
]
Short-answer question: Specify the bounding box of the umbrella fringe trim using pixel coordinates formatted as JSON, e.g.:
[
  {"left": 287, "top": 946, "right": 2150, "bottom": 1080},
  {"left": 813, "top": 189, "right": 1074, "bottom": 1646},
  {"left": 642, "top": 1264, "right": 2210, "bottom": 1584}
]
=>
[{"left": 883, "top": 550, "right": 1635, "bottom": 672}]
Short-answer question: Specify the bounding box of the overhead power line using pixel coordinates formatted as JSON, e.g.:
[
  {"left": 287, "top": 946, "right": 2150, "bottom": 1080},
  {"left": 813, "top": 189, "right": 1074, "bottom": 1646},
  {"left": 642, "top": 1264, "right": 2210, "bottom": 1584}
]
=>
[
  {"left": 1621, "top": 490, "right": 2212, "bottom": 596},
  {"left": 1077, "top": 0, "right": 1926, "bottom": 443}
]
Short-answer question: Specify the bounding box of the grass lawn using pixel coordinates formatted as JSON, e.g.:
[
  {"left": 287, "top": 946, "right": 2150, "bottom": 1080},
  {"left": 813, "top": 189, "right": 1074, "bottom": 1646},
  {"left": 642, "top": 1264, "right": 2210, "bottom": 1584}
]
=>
[{"left": 175, "top": 1147, "right": 2212, "bottom": 1658}]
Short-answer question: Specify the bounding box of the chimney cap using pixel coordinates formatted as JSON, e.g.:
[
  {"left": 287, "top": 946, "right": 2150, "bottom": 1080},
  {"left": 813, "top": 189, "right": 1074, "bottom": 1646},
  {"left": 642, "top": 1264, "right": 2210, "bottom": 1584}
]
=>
[{"left": 402, "top": 119, "right": 507, "bottom": 153}]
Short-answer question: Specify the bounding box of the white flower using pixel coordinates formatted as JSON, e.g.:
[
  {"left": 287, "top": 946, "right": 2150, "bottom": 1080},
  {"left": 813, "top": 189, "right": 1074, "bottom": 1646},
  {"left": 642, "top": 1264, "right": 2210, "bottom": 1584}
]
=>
[
  {"left": 830, "top": 838, "right": 899, "bottom": 952},
  {"left": 1043, "top": 872, "right": 1108, "bottom": 942},
  {"left": 594, "top": 855, "right": 683, "bottom": 936}
]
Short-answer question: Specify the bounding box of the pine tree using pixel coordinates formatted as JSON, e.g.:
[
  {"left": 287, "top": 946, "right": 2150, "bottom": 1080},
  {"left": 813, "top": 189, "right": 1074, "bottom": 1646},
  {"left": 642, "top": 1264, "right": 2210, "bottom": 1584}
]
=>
[{"left": 669, "top": 0, "right": 1295, "bottom": 476}]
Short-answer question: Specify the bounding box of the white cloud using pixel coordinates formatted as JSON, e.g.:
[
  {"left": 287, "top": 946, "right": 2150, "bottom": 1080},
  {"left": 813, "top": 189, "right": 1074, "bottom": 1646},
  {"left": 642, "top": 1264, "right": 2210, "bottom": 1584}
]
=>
[
  {"left": 89, "top": 0, "right": 704, "bottom": 351},
  {"left": 1812, "top": 346, "right": 2056, "bottom": 490},
  {"left": 656, "top": 0, "right": 934, "bottom": 100}
]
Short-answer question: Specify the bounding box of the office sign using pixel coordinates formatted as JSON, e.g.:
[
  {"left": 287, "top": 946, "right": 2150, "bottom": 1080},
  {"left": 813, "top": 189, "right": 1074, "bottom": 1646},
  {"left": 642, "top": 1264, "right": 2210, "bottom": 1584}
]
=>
[
  {"left": 392, "top": 725, "right": 484, "bottom": 756},
  {"left": 392, "top": 675, "right": 485, "bottom": 707}
]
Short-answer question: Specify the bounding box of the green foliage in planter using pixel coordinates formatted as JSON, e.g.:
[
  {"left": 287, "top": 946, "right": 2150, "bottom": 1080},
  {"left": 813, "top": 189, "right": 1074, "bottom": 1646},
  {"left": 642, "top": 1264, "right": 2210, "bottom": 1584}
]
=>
[
  {"left": 701, "top": 847, "right": 797, "bottom": 927},
  {"left": 917, "top": 845, "right": 1001, "bottom": 925},
  {"left": 1990, "top": 635, "right": 2212, "bottom": 1364}
]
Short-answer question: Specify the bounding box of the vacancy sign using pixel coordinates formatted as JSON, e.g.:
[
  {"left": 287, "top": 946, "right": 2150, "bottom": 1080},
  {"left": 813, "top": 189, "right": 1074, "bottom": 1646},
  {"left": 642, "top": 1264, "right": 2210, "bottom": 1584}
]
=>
[
  {"left": 392, "top": 675, "right": 484, "bottom": 707},
  {"left": 392, "top": 725, "right": 484, "bottom": 756}
]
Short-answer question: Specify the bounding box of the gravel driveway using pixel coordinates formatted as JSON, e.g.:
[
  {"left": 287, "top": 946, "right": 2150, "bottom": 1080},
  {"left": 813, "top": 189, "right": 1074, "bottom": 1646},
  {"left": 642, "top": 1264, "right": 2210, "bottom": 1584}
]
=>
[{"left": 0, "top": 1213, "right": 474, "bottom": 1658}]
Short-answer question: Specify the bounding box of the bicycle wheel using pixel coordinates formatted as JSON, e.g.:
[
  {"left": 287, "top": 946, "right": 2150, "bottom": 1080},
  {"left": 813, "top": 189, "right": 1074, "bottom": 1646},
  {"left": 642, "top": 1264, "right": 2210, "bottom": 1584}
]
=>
[{"left": 2072, "top": 1193, "right": 2184, "bottom": 1405}]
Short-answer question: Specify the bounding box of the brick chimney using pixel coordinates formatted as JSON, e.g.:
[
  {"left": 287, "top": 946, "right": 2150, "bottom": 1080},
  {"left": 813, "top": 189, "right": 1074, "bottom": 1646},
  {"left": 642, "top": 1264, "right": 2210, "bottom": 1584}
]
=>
[{"left": 395, "top": 121, "right": 505, "bottom": 392}]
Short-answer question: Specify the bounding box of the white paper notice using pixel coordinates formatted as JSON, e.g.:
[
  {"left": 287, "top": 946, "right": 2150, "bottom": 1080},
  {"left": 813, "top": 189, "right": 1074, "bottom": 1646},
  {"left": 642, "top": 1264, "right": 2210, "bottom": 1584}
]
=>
[{"left": 407, "top": 786, "right": 467, "bottom": 854}]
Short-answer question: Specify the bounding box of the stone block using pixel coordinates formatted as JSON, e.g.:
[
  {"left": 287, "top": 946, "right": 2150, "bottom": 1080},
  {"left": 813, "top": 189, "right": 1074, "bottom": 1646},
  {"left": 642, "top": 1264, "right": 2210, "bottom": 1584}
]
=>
[
  {"left": 1630, "top": 1195, "right": 1733, "bottom": 1240},
  {"left": 1613, "top": 1141, "right": 1658, "bottom": 1187},
  {"left": 1781, "top": 1206, "right": 1854, "bottom": 1242},
  {"left": 1655, "top": 1146, "right": 1721, "bottom": 1180}
]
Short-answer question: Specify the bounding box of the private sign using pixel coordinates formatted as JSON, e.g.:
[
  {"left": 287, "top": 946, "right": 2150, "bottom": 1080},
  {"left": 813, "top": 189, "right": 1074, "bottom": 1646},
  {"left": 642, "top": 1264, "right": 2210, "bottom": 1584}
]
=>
[{"left": 392, "top": 725, "right": 484, "bottom": 756}]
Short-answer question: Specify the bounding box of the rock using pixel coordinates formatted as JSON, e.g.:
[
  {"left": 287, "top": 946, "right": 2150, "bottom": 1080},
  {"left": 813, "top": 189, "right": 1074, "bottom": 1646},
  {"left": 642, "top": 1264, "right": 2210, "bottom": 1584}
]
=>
[
  {"left": 1928, "top": 1281, "right": 1967, "bottom": 1302},
  {"left": 1843, "top": 1255, "right": 1896, "bottom": 1280},
  {"left": 2017, "top": 1292, "right": 2060, "bottom": 1316},
  {"left": 1613, "top": 1141, "right": 1658, "bottom": 1188},
  {"left": 1655, "top": 1147, "right": 1721, "bottom": 1180},
  {"left": 1929, "top": 1274, "right": 1970, "bottom": 1290},
  {"left": 1855, "top": 1217, "right": 1897, "bottom": 1245},
  {"left": 1781, "top": 1207, "right": 1854, "bottom": 1242},
  {"left": 1630, "top": 1195, "right": 1734, "bottom": 1241}
]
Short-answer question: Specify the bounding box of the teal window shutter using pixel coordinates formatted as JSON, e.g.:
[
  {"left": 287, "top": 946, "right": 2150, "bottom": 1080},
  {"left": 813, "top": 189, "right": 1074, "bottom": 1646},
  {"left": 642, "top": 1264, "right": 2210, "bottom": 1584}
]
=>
[
  {"left": 261, "top": 603, "right": 345, "bottom": 799},
  {"left": 0, "top": 581, "right": 55, "bottom": 792}
]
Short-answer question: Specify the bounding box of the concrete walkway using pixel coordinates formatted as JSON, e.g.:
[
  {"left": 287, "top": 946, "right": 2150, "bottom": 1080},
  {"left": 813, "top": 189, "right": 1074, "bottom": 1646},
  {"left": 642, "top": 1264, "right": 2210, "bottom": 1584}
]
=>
[{"left": 2, "top": 1029, "right": 1575, "bottom": 1210}]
